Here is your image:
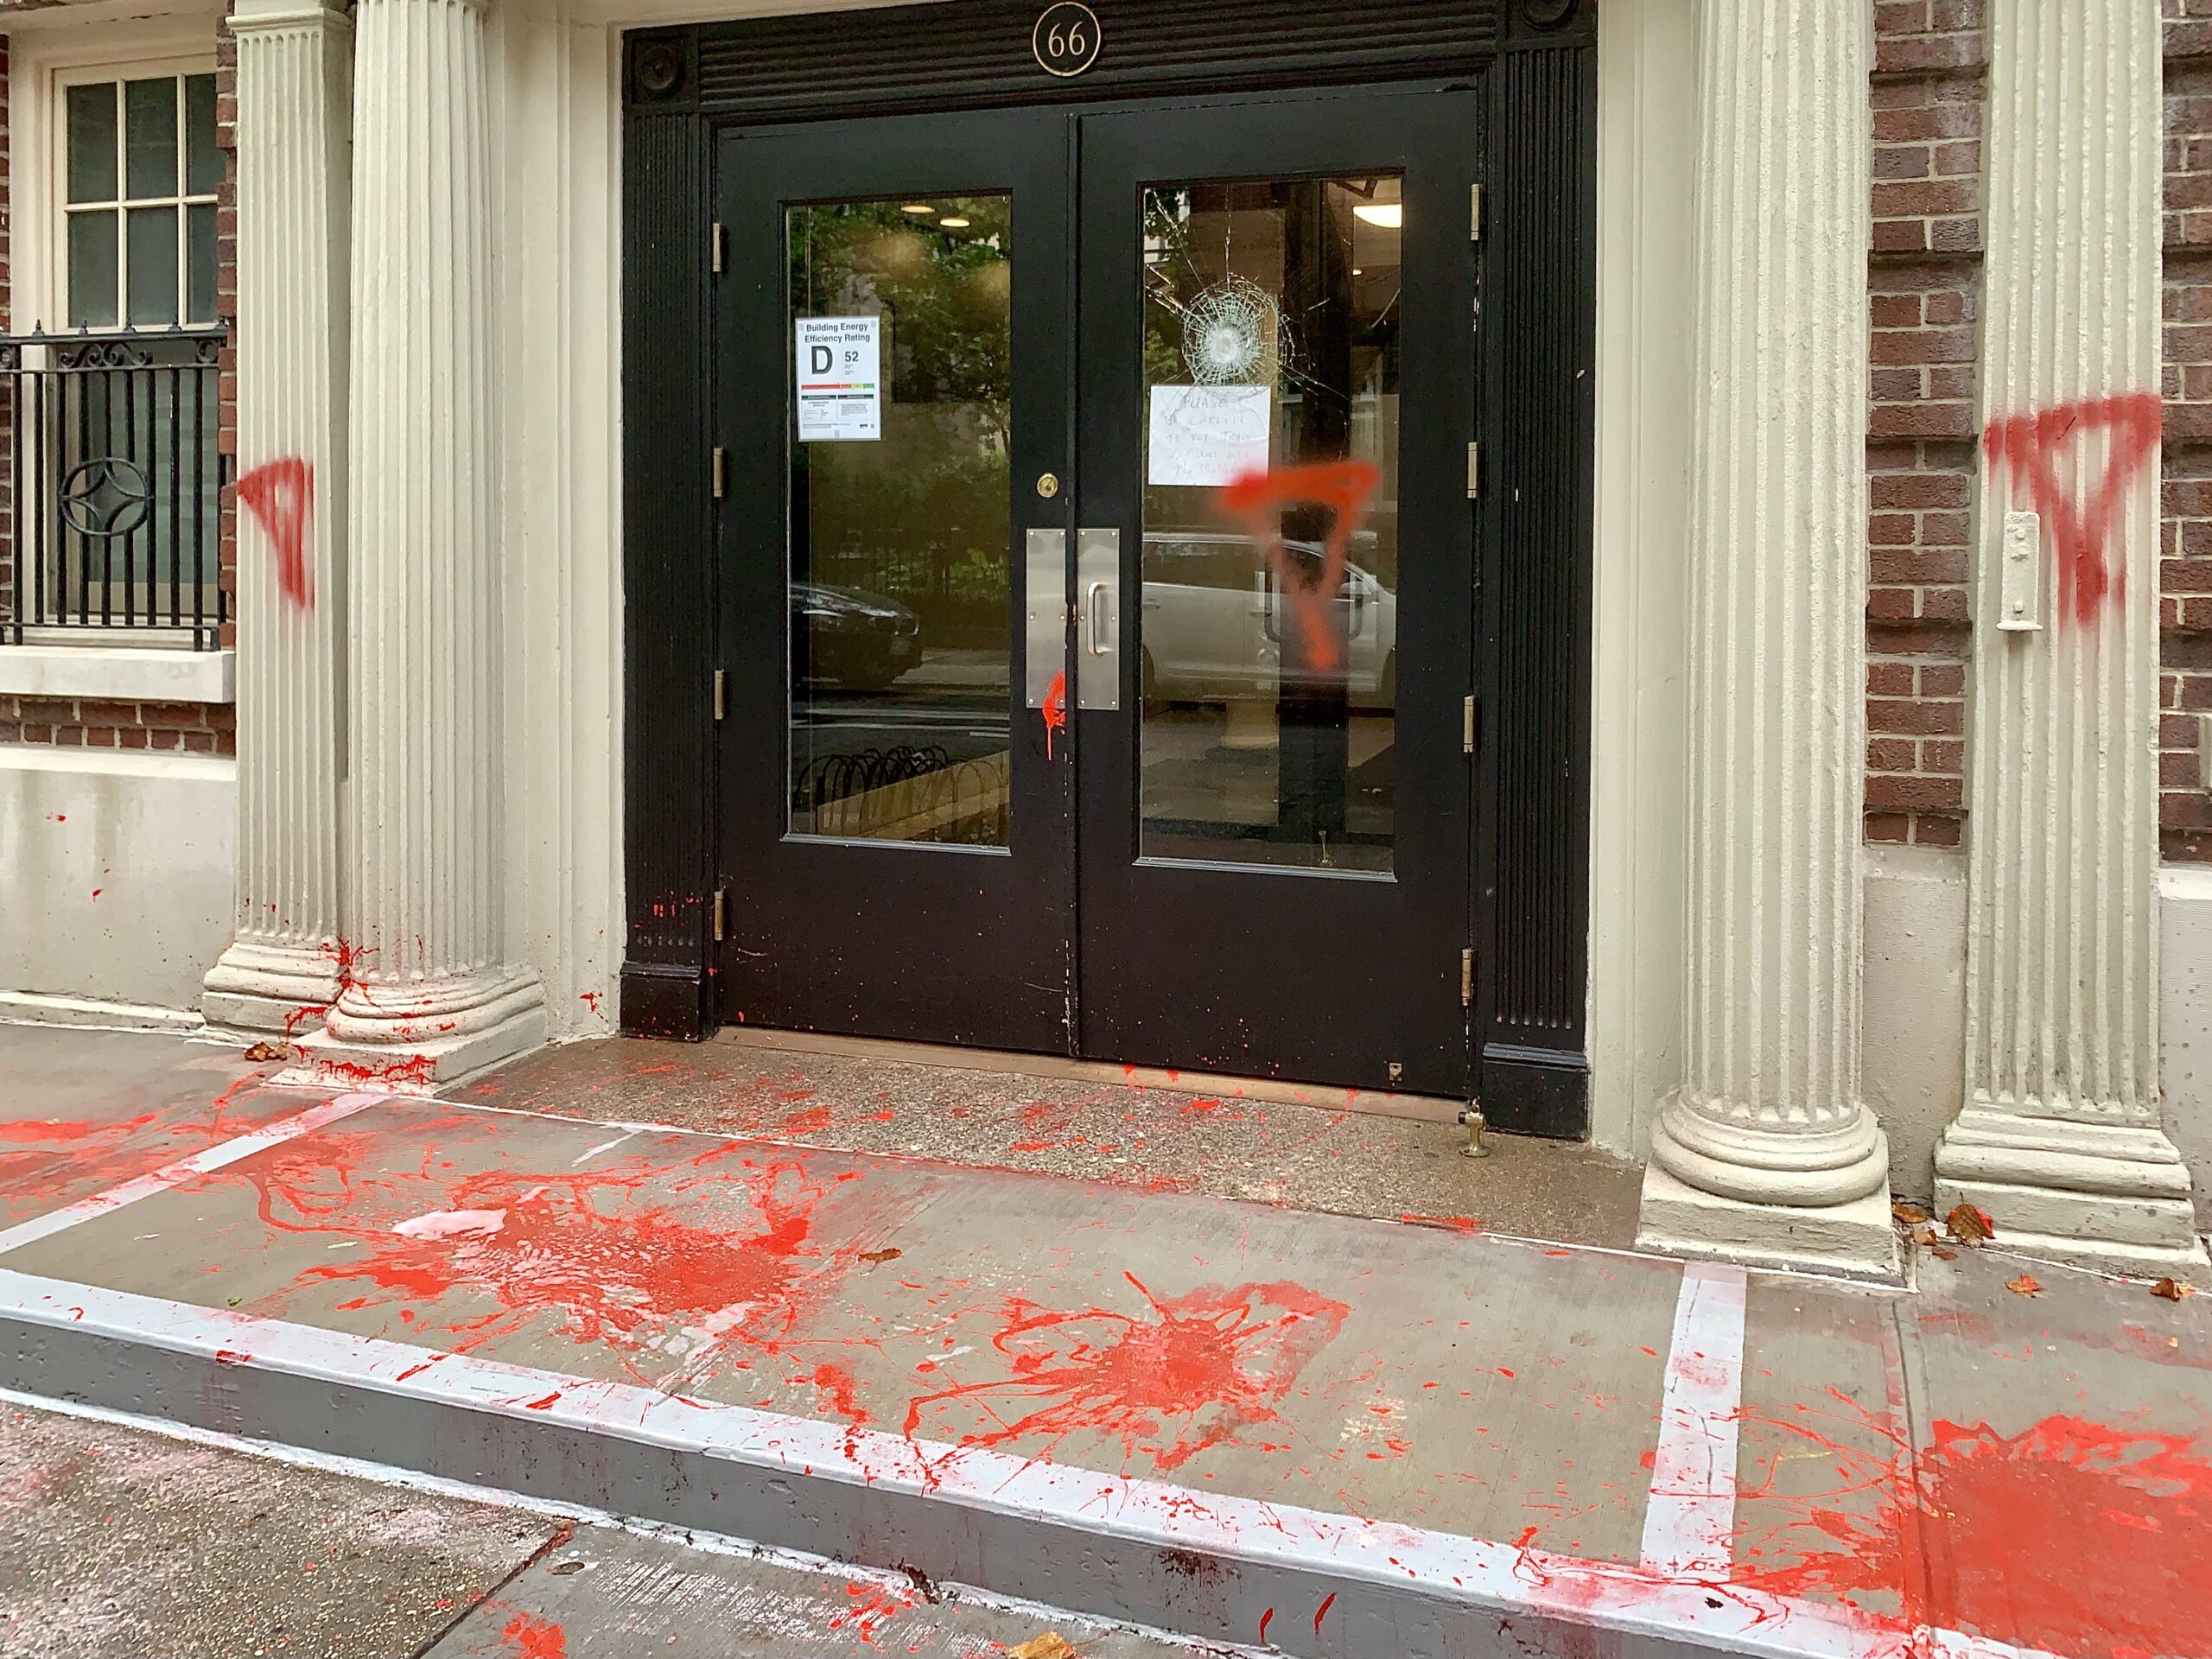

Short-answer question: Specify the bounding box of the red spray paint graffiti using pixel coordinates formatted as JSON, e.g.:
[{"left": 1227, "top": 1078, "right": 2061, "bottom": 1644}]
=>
[
  {"left": 1040, "top": 670, "right": 1068, "bottom": 759},
  {"left": 1981, "top": 392, "right": 2161, "bottom": 628},
  {"left": 901, "top": 1271, "right": 1348, "bottom": 1473},
  {"left": 236, "top": 457, "right": 315, "bottom": 611},
  {"left": 1217, "top": 460, "right": 1381, "bottom": 674}
]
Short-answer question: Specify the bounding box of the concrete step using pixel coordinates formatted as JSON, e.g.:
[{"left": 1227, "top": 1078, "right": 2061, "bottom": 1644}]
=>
[{"left": 2, "top": 1025, "right": 2208, "bottom": 1659}]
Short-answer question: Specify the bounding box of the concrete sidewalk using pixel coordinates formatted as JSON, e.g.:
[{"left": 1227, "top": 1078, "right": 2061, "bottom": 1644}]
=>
[{"left": 0, "top": 1025, "right": 2207, "bottom": 1659}]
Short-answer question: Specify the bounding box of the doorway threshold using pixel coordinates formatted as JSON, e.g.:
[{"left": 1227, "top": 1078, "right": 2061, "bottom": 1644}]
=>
[{"left": 713, "top": 1025, "right": 1464, "bottom": 1125}]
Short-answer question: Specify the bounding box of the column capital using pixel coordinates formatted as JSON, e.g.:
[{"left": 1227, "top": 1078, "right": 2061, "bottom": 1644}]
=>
[{"left": 229, "top": 0, "right": 354, "bottom": 34}]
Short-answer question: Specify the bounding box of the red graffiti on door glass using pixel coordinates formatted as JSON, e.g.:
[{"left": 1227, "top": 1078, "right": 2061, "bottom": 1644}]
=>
[
  {"left": 236, "top": 457, "right": 315, "bottom": 611},
  {"left": 1981, "top": 392, "right": 2160, "bottom": 628},
  {"left": 1217, "top": 461, "right": 1381, "bottom": 673},
  {"left": 1041, "top": 670, "right": 1067, "bottom": 759}
]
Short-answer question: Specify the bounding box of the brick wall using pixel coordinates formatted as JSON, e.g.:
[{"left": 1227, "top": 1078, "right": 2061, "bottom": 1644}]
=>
[
  {"left": 2164, "top": 1, "right": 2212, "bottom": 861},
  {"left": 0, "top": 20, "right": 238, "bottom": 757},
  {"left": 1866, "top": 0, "right": 1985, "bottom": 850}
]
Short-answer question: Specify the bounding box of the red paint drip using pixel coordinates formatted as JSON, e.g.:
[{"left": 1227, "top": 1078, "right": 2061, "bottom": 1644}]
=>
[
  {"left": 1313, "top": 1591, "right": 1336, "bottom": 1634},
  {"left": 1257, "top": 1607, "right": 1274, "bottom": 1644},
  {"left": 902, "top": 1271, "right": 1348, "bottom": 1473},
  {"left": 1041, "top": 670, "right": 1068, "bottom": 759},
  {"left": 237, "top": 457, "right": 316, "bottom": 610}
]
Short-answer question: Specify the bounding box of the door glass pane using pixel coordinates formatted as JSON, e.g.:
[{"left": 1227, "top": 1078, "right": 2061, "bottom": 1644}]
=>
[
  {"left": 126, "top": 206, "right": 180, "bottom": 325},
  {"left": 67, "top": 84, "right": 119, "bottom": 204},
  {"left": 785, "top": 194, "right": 1014, "bottom": 847},
  {"left": 1138, "top": 176, "right": 1402, "bottom": 873},
  {"left": 124, "top": 76, "right": 180, "bottom": 199},
  {"left": 67, "top": 211, "right": 122, "bottom": 328}
]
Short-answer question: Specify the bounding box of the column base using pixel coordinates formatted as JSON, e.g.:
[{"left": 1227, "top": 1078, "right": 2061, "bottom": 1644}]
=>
[
  {"left": 201, "top": 938, "right": 344, "bottom": 1036},
  {"left": 285, "top": 969, "right": 545, "bottom": 1095},
  {"left": 1936, "top": 1105, "right": 2209, "bottom": 1278},
  {"left": 1637, "top": 1161, "right": 1902, "bottom": 1282}
]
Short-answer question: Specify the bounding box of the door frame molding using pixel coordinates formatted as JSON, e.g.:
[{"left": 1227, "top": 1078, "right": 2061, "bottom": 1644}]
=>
[{"left": 615, "top": 0, "right": 1599, "bottom": 1135}]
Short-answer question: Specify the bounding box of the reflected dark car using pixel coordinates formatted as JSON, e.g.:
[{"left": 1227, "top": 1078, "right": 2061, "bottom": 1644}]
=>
[{"left": 791, "top": 582, "right": 922, "bottom": 691}]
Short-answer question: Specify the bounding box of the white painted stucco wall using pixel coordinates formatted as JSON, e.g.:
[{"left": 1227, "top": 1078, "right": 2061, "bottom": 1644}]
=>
[{"left": 0, "top": 750, "right": 236, "bottom": 1021}]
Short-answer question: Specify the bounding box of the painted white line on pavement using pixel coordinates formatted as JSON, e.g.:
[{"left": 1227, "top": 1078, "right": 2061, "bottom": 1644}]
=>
[
  {"left": 1640, "top": 1259, "right": 1749, "bottom": 1578},
  {"left": 0, "top": 1268, "right": 2043, "bottom": 1659},
  {"left": 0, "top": 1091, "right": 388, "bottom": 1257}
]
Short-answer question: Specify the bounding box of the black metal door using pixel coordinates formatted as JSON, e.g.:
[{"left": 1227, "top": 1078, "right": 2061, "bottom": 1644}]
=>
[
  {"left": 1069, "top": 88, "right": 1480, "bottom": 1096},
  {"left": 715, "top": 108, "right": 1076, "bottom": 1051}
]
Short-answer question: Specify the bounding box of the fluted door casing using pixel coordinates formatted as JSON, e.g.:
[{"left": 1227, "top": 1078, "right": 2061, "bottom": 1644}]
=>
[
  {"left": 201, "top": 0, "right": 352, "bottom": 1033},
  {"left": 297, "top": 0, "right": 544, "bottom": 1084},
  {"left": 1936, "top": 0, "right": 2206, "bottom": 1274},
  {"left": 1636, "top": 0, "right": 1896, "bottom": 1277}
]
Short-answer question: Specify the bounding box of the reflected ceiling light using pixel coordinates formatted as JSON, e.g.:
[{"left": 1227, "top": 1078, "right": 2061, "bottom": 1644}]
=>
[
  {"left": 938, "top": 215, "right": 972, "bottom": 228},
  {"left": 901, "top": 203, "right": 936, "bottom": 215},
  {"left": 1352, "top": 203, "right": 1403, "bottom": 229}
]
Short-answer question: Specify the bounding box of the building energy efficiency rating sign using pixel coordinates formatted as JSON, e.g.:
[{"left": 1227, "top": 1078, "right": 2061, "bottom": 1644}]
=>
[{"left": 796, "top": 316, "right": 882, "bottom": 442}]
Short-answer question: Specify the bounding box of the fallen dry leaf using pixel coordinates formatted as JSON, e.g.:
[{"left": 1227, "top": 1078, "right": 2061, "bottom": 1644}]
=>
[
  {"left": 1945, "top": 1202, "right": 1995, "bottom": 1243},
  {"left": 859, "top": 1247, "right": 902, "bottom": 1265},
  {"left": 242, "top": 1041, "right": 287, "bottom": 1063},
  {"left": 2152, "top": 1277, "right": 2197, "bottom": 1302},
  {"left": 1930, "top": 1244, "right": 1958, "bottom": 1262},
  {"left": 1911, "top": 1224, "right": 1940, "bottom": 1248},
  {"left": 1008, "top": 1637, "right": 1077, "bottom": 1659},
  {"left": 2005, "top": 1274, "right": 2044, "bottom": 1298},
  {"left": 1892, "top": 1199, "right": 1930, "bottom": 1226}
]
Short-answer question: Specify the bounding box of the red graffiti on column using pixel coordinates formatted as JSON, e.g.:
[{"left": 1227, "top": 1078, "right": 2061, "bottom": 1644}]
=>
[
  {"left": 1981, "top": 392, "right": 2161, "bottom": 628},
  {"left": 236, "top": 457, "right": 315, "bottom": 611},
  {"left": 1217, "top": 461, "right": 1382, "bottom": 673}
]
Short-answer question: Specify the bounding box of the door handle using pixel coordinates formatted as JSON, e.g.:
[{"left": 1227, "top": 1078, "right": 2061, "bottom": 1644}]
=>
[{"left": 1076, "top": 528, "right": 1120, "bottom": 710}]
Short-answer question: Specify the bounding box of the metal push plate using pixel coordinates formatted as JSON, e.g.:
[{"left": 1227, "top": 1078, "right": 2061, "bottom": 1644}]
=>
[
  {"left": 1077, "top": 527, "right": 1121, "bottom": 711},
  {"left": 1025, "top": 528, "right": 1066, "bottom": 709}
]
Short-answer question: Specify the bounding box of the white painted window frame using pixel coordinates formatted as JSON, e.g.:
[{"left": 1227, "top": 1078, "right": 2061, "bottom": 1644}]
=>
[{"left": 5, "top": 16, "right": 232, "bottom": 693}]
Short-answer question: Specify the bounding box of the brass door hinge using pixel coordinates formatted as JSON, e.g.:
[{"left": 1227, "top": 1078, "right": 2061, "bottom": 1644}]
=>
[
  {"left": 712, "top": 886, "right": 728, "bottom": 943},
  {"left": 712, "top": 446, "right": 727, "bottom": 499},
  {"left": 1466, "top": 442, "right": 1481, "bottom": 499},
  {"left": 1460, "top": 948, "right": 1474, "bottom": 1007},
  {"left": 1470, "top": 182, "right": 1484, "bottom": 243},
  {"left": 713, "top": 669, "right": 727, "bottom": 721},
  {"left": 711, "top": 221, "right": 726, "bottom": 275},
  {"left": 1464, "top": 695, "right": 1476, "bottom": 756}
]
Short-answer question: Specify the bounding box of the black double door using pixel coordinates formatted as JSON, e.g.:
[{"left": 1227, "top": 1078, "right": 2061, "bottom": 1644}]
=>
[{"left": 717, "top": 86, "right": 1480, "bottom": 1097}]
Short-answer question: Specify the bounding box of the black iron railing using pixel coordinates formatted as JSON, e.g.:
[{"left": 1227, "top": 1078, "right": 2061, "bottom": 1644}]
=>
[{"left": 1, "top": 328, "right": 229, "bottom": 650}]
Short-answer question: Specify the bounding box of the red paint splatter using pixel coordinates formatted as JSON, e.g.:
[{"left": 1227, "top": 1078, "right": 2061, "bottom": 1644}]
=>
[
  {"left": 498, "top": 1610, "right": 567, "bottom": 1659},
  {"left": 89, "top": 889, "right": 100, "bottom": 899},
  {"left": 1735, "top": 1409, "right": 2212, "bottom": 1657},
  {"left": 829, "top": 1579, "right": 912, "bottom": 1647},
  {"left": 1982, "top": 391, "right": 2161, "bottom": 628},
  {"left": 902, "top": 1271, "right": 1348, "bottom": 1473},
  {"left": 1257, "top": 1607, "right": 1274, "bottom": 1643},
  {"left": 237, "top": 457, "right": 316, "bottom": 610},
  {"left": 522, "top": 1392, "right": 562, "bottom": 1411},
  {"left": 1041, "top": 670, "right": 1067, "bottom": 759},
  {"left": 1313, "top": 1591, "right": 1336, "bottom": 1633},
  {"left": 1217, "top": 461, "right": 1382, "bottom": 673},
  {"left": 578, "top": 990, "right": 602, "bottom": 1015},
  {"left": 223, "top": 1131, "right": 877, "bottom": 1396}
]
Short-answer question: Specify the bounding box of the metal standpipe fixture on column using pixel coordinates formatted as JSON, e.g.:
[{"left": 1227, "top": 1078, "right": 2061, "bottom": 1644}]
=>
[
  {"left": 293, "top": 0, "right": 544, "bottom": 1087},
  {"left": 1634, "top": 0, "right": 1898, "bottom": 1280}
]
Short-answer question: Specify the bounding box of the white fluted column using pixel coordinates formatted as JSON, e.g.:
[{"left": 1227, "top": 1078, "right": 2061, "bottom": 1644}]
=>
[
  {"left": 201, "top": 0, "right": 351, "bottom": 1033},
  {"left": 1935, "top": 0, "right": 2207, "bottom": 1275},
  {"left": 296, "top": 0, "right": 543, "bottom": 1087},
  {"left": 1635, "top": 0, "right": 1897, "bottom": 1278}
]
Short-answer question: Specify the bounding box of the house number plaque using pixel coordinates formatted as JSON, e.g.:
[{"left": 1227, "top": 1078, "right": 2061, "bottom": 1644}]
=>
[{"left": 1033, "top": 2, "right": 1102, "bottom": 77}]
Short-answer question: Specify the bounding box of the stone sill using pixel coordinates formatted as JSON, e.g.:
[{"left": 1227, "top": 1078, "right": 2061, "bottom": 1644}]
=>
[{"left": 0, "top": 644, "right": 236, "bottom": 705}]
